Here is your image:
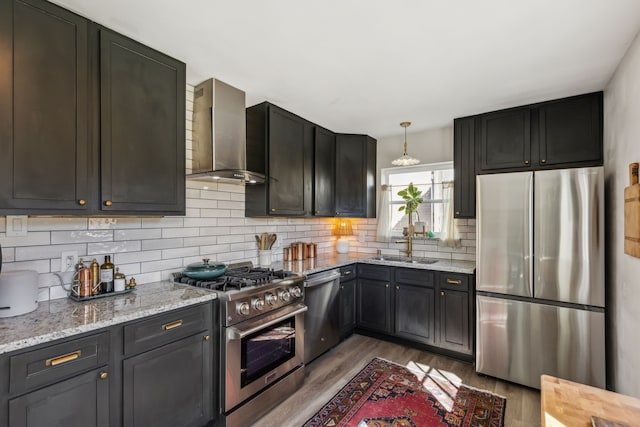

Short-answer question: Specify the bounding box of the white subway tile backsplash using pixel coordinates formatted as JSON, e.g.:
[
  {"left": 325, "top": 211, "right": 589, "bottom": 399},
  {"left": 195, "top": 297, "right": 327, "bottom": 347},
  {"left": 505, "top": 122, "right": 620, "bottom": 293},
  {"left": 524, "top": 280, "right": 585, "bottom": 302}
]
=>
[
  {"left": 141, "top": 258, "right": 184, "bottom": 273},
  {"left": 199, "top": 226, "right": 230, "bottom": 236},
  {"left": 1, "top": 232, "right": 50, "bottom": 247},
  {"left": 183, "top": 236, "right": 218, "bottom": 247},
  {"left": 162, "top": 227, "right": 200, "bottom": 238},
  {"left": 1, "top": 246, "right": 15, "bottom": 262},
  {"left": 3, "top": 259, "right": 51, "bottom": 273},
  {"left": 114, "top": 250, "right": 162, "bottom": 264},
  {"left": 87, "top": 241, "right": 142, "bottom": 256},
  {"left": 141, "top": 238, "right": 184, "bottom": 251},
  {"left": 162, "top": 247, "right": 199, "bottom": 259},
  {"left": 141, "top": 218, "right": 185, "bottom": 228},
  {"left": 183, "top": 218, "right": 219, "bottom": 227},
  {"left": 28, "top": 218, "right": 88, "bottom": 231},
  {"left": 186, "top": 198, "right": 219, "bottom": 209},
  {"left": 200, "top": 209, "right": 231, "bottom": 218},
  {"left": 89, "top": 218, "right": 142, "bottom": 229},
  {"left": 15, "top": 243, "right": 87, "bottom": 262},
  {"left": 51, "top": 230, "right": 113, "bottom": 245},
  {"left": 115, "top": 229, "right": 162, "bottom": 241}
]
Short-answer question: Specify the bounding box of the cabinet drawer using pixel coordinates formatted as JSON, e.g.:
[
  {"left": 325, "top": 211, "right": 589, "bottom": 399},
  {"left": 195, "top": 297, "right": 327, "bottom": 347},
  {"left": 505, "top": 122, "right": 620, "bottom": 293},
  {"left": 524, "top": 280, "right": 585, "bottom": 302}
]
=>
[
  {"left": 340, "top": 264, "right": 356, "bottom": 281},
  {"left": 439, "top": 273, "right": 470, "bottom": 292},
  {"left": 395, "top": 268, "right": 435, "bottom": 287},
  {"left": 358, "top": 264, "right": 391, "bottom": 281},
  {"left": 124, "top": 303, "right": 210, "bottom": 356},
  {"left": 10, "top": 331, "right": 110, "bottom": 395}
]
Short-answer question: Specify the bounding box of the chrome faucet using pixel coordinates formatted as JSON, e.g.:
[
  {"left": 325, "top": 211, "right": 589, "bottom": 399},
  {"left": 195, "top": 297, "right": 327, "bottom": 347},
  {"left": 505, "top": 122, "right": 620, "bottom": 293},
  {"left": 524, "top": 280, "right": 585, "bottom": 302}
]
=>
[{"left": 395, "top": 225, "right": 413, "bottom": 257}]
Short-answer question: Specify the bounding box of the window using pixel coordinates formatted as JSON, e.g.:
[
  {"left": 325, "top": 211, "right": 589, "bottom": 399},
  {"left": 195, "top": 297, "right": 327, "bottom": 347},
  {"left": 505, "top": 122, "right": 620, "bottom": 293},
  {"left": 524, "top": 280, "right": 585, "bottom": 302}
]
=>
[{"left": 381, "top": 162, "right": 454, "bottom": 236}]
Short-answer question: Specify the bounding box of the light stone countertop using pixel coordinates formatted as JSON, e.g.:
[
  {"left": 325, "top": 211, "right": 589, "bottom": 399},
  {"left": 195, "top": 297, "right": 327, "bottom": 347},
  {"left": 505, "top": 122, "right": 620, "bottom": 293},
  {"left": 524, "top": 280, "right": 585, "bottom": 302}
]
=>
[
  {"left": 274, "top": 253, "right": 476, "bottom": 276},
  {"left": 0, "top": 281, "right": 217, "bottom": 355}
]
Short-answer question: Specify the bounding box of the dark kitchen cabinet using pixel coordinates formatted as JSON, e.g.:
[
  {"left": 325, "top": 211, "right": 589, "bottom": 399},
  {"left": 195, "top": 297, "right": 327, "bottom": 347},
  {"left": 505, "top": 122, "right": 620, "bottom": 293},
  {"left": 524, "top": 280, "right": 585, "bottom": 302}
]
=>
[
  {"left": 123, "top": 333, "right": 211, "bottom": 427},
  {"left": 394, "top": 268, "right": 436, "bottom": 345},
  {"left": 437, "top": 272, "right": 472, "bottom": 355},
  {"left": 339, "top": 265, "right": 357, "bottom": 339},
  {"left": 122, "top": 303, "right": 214, "bottom": 427},
  {"left": 98, "top": 29, "right": 185, "bottom": 214},
  {"left": 0, "top": 0, "right": 186, "bottom": 216},
  {"left": 478, "top": 108, "right": 531, "bottom": 172},
  {"left": 538, "top": 92, "right": 603, "bottom": 167},
  {"left": 335, "top": 134, "right": 377, "bottom": 218},
  {"left": 453, "top": 117, "right": 476, "bottom": 218},
  {"left": 313, "top": 127, "right": 336, "bottom": 216},
  {"left": 9, "top": 368, "right": 109, "bottom": 427},
  {"left": 0, "top": 0, "right": 90, "bottom": 212},
  {"left": 245, "top": 102, "right": 313, "bottom": 216},
  {"left": 357, "top": 278, "right": 392, "bottom": 334}
]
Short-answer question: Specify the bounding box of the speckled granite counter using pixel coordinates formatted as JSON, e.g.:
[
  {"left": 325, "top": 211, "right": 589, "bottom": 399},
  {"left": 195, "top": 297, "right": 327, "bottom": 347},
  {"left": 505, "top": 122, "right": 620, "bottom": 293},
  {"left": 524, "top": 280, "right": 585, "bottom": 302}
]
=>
[
  {"left": 275, "top": 253, "right": 476, "bottom": 276},
  {"left": 0, "top": 281, "right": 217, "bottom": 355}
]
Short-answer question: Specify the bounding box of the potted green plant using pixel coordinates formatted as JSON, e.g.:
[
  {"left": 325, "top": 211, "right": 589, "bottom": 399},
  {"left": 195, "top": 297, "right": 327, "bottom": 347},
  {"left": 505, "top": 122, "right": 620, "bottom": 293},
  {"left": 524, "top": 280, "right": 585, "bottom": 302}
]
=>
[{"left": 397, "top": 182, "right": 423, "bottom": 234}]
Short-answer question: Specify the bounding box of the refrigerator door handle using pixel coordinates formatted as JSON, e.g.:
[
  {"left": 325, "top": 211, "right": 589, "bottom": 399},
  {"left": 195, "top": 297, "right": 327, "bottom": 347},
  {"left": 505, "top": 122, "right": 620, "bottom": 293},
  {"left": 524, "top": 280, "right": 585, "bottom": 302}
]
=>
[{"left": 526, "top": 172, "right": 533, "bottom": 298}]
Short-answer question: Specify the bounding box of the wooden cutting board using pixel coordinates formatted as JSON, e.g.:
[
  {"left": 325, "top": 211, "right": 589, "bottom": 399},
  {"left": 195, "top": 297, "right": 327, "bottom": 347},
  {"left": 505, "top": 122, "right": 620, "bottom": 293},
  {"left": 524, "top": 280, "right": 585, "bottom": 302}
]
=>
[{"left": 625, "top": 163, "right": 640, "bottom": 258}]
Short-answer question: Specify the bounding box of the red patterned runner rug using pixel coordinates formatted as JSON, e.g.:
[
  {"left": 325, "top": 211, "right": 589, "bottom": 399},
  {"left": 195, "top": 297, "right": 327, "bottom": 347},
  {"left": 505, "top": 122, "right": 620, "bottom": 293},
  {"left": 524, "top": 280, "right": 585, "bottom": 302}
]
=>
[{"left": 303, "top": 357, "right": 506, "bottom": 427}]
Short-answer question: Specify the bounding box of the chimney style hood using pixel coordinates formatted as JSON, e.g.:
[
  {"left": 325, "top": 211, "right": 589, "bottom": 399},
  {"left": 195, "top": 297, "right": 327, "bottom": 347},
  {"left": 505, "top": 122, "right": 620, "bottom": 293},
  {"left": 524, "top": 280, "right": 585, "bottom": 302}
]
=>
[{"left": 187, "top": 78, "right": 265, "bottom": 184}]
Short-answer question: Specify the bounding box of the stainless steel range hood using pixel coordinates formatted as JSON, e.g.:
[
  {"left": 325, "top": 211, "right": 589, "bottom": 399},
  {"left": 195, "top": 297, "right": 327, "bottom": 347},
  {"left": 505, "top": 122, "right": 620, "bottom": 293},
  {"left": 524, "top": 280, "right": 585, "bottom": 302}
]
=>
[{"left": 187, "top": 78, "right": 265, "bottom": 184}]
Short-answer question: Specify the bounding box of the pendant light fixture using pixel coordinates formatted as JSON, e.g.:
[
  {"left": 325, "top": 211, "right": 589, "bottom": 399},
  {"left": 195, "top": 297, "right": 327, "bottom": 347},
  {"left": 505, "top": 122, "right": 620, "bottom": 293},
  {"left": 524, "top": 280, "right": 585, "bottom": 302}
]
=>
[{"left": 392, "top": 121, "right": 420, "bottom": 166}]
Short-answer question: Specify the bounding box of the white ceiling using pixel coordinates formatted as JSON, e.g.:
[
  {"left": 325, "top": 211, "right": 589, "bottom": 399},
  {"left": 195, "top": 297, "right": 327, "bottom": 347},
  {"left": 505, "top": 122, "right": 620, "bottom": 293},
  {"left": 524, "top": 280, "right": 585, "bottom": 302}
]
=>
[{"left": 52, "top": 0, "right": 640, "bottom": 138}]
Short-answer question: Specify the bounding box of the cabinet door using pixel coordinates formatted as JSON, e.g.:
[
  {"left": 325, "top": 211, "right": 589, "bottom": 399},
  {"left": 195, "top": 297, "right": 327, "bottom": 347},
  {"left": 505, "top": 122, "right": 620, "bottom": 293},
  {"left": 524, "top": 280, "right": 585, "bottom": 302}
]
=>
[
  {"left": 357, "top": 279, "right": 391, "bottom": 333},
  {"left": 479, "top": 108, "right": 531, "bottom": 171},
  {"left": 438, "top": 289, "right": 471, "bottom": 354},
  {"left": 394, "top": 283, "right": 435, "bottom": 345},
  {"left": 267, "top": 106, "right": 308, "bottom": 215},
  {"left": 339, "top": 279, "right": 356, "bottom": 339},
  {"left": 9, "top": 367, "right": 109, "bottom": 427},
  {"left": 314, "top": 127, "right": 336, "bottom": 216},
  {"left": 100, "top": 29, "right": 185, "bottom": 214},
  {"left": 0, "top": 0, "right": 89, "bottom": 213},
  {"left": 123, "top": 332, "right": 211, "bottom": 427},
  {"left": 538, "top": 92, "right": 602, "bottom": 167},
  {"left": 453, "top": 117, "right": 476, "bottom": 218},
  {"left": 335, "top": 135, "right": 376, "bottom": 218}
]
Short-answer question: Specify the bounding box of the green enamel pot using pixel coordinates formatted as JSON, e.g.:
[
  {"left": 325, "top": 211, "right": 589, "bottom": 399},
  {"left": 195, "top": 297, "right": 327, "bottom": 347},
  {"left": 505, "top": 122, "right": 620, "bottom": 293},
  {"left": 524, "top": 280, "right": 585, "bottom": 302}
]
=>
[{"left": 183, "top": 258, "right": 227, "bottom": 279}]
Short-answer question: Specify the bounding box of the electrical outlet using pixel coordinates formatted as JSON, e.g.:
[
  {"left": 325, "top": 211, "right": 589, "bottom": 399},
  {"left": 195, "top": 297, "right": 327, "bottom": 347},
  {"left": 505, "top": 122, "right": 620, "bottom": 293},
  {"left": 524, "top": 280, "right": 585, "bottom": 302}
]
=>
[{"left": 60, "top": 251, "right": 78, "bottom": 272}]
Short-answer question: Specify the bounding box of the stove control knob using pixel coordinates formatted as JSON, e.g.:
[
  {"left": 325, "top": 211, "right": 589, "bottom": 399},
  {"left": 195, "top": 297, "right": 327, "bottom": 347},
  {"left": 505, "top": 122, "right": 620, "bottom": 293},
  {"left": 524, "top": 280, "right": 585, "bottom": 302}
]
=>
[
  {"left": 253, "top": 298, "right": 265, "bottom": 311},
  {"left": 279, "top": 290, "right": 291, "bottom": 303},
  {"left": 237, "top": 302, "right": 250, "bottom": 316},
  {"left": 265, "top": 293, "right": 277, "bottom": 305},
  {"left": 290, "top": 286, "right": 302, "bottom": 298}
]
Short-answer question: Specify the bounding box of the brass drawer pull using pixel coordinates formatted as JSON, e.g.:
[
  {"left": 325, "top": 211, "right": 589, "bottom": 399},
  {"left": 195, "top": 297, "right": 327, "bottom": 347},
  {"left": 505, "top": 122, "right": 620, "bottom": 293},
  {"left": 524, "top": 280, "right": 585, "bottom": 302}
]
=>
[
  {"left": 344, "top": 271, "right": 352, "bottom": 275},
  {"left": 46, "top": 350, "right": 81, "bottom": 367},
  {"left": 100, "top": 371, "right": 108, "bottom": 380},
  {"left": 446, "top": 279, "right": 462, "bottom": 285},
  {"left": 441, "top": 291, "right": 445, "bottom": 296},
  {"left": 203, "top": 335, "right": 210, "bottom": 341},
  {"left": 162, "top": 320, "right": 183, "bottom": 331},
  {"left": 104, "top": 200, "right": 113, "bottom": 207},
  {"left": 78, "top": 199, "right": 86, "bottom": 206}
]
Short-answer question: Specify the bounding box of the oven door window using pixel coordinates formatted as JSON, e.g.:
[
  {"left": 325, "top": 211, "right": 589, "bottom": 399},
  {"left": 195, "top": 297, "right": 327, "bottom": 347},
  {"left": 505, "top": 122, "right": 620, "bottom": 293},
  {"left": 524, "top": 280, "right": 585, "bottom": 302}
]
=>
[{"left": 241, "top": 317, "right": 296, "bottom": 388}]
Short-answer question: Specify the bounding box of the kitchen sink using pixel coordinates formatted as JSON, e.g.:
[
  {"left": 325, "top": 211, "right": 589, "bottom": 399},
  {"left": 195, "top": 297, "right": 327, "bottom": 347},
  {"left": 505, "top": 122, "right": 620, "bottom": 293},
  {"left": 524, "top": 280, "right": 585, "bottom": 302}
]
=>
[{"left": 368, "top": 255, "right": 438, "bottom": 265}]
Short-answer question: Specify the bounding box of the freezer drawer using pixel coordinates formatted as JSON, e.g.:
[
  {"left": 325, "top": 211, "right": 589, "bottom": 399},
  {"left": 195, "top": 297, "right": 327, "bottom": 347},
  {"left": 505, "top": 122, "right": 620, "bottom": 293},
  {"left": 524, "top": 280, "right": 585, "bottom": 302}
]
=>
[{"left": 476, "top": 295, "right": 605, "bottom": 389}]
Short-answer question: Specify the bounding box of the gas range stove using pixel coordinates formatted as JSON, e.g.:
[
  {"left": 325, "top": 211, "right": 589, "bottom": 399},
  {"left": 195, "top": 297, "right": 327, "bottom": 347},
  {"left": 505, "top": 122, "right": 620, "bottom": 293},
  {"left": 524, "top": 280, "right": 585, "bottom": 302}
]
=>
[{"left": 173, "top": 261, "right": 305, "bottom": 326}]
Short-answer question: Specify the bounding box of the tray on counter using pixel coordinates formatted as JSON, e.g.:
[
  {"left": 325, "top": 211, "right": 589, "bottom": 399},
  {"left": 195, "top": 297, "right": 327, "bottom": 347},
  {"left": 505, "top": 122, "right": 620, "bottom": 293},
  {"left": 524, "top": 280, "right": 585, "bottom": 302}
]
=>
[{"left": 68, "top": 288, "right": 134, "bottom": 302}]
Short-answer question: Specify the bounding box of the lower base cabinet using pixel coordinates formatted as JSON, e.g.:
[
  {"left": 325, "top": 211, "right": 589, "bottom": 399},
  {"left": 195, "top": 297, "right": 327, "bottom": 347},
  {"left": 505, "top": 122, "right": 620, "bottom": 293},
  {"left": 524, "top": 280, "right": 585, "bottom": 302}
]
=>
[
  {"left": 356, "top": 265, "right": 474, "bottom": 358},
  {"left": 123, "top": 332, "right": 211, "bottom": 427},
  {"left": 339, "top": 278, "right": 356, "bottom": 339},
  {"left": 9, "top": 367, "right": 110, "bottom": 427}
]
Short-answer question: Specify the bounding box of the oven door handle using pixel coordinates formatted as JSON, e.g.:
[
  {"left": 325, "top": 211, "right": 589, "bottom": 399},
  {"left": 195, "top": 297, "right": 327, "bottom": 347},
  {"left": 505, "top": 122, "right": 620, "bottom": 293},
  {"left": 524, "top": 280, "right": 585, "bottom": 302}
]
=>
[{"left": 227, "top": 305, "right": 308, "bottom": 340}]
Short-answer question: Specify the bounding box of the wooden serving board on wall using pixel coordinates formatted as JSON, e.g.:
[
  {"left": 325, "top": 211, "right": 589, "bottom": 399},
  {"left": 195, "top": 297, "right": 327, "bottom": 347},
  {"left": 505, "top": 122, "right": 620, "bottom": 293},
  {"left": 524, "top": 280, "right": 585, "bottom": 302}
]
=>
[{"left": 625, "top": 182, "right": 640, "bottom": 258}]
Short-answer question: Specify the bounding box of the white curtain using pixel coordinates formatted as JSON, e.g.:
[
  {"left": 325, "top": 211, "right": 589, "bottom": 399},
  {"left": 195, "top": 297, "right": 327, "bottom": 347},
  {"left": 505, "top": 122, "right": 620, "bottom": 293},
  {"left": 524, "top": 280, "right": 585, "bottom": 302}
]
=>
[
  {"left": 376, "top": 185, "right": 392, "bottom": 242},
  {"left": 441, "top": 181, "right": 461, "bottom": 247}
]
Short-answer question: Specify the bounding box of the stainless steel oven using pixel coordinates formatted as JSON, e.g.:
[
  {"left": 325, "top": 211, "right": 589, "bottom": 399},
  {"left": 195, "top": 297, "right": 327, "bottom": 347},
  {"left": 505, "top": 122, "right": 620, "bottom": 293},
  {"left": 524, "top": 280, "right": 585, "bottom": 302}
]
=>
[{"left": 224, "top": 303, "right": 306, "bottom": 415}]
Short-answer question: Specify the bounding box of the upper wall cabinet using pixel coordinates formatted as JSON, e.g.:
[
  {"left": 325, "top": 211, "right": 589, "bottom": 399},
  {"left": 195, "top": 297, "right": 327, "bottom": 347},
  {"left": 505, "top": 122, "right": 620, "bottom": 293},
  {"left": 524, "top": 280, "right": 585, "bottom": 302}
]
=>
[
  {"left": 245, "top": 102, "right": 313, "bottom": 216},
  {"left": 98, "top": 29, "right": 185, "bottom": 214},
  {"left": 335, "top": 134, "right": 376, "bottom": 218},
  {"left": 0, "top": 0, "right": 186, "bottom": 215},
  {"left": 313, "top": 127, "right": 336, "bottom": 217},
  {"left": 0, "top": 0, "right": 90, "bottom": 212},
  {"left": 476, "top": 92, "right": 603, "bottom": 174},
  {"left": 453, "top": 117, "right": 476, "bottom": 219}
]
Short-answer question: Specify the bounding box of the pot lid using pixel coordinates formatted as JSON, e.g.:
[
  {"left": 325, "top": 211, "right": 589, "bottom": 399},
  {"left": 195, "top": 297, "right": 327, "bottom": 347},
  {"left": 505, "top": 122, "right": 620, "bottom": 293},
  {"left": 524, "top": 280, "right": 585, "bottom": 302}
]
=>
[{"left": 185, "top": 258, "right": 226, "bottom": 272}]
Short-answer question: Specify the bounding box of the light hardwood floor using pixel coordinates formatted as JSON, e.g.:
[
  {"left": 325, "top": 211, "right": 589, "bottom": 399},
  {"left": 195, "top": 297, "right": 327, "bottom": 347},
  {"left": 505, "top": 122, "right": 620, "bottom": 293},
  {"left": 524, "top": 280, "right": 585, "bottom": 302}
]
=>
[{"left": 255, "top": 334, "right": 541, "bottom": 427}]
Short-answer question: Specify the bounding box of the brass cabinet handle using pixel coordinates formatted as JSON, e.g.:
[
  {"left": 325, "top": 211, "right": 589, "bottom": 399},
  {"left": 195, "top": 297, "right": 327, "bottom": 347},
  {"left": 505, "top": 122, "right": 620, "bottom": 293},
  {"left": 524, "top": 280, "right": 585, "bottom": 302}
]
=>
[
  {"left": 341, "top": 286, "right": 344, "bottom": 290},
  {"left": 336, "top": 212, "right": 340, "bottom": 216},
  {"left": 162, "top": 320, "right": 183, "bottom": 331},
  {"left": 100, "top": 372, "right": 108, "bottom": 380},
  {"left": 344, "top": 271, "right": 352, "bottom": 275},
  {"left": 315, "top": 210, "right": 320, "bottom": 214},
  {"left": 395, "top": 285, "right": 399, "bottom": 289},
  {"left": 104, "top": 200, "right": 113, "bottom": 207},
  {"left": 203, "top": 335, "right": 210, "bottom": 341},
  {"left": 541, "top": 159, "right": 547, "bottom": 163},
  {"left": 271, "top": 208, "right": 276, "bottom": 212},
  {"left": 446, "top": 279, "right": 462, "bottom": 285},
  {"left": 46, "top": 350, "right": 81, "bottom": 367},
  {"left": 440, "top": 291, "right": 445, "bottom": 296},
  {"left": 385, "top": 284, "right": 389, "bottom": 288},
  {"left": 524, "top": 160, "right": 529, "bottom": 165},
  {"left": 78, "top": 199, "right": 86, "bottom": 206},
  {"left": 455, "top": 211, "right": 460, "bottom": 215}
]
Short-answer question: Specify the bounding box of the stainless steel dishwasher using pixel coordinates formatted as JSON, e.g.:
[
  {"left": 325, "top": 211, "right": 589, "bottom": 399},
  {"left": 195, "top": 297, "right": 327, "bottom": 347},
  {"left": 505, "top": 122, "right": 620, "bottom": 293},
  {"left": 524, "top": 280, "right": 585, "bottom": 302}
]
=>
[{"left": 304, "top": 269, "right": 341, "bottom": 364}]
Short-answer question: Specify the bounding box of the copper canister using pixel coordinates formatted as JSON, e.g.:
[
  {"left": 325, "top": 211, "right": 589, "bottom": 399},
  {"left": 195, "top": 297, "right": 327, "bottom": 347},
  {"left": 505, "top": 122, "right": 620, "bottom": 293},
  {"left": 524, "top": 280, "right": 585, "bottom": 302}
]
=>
[
  {"left": 306, "top": 243, "right": 317, "bottom": 258},
  {"left": 294, "top": 242, "right": 306, "bottom": 260},
  {"left": 78, "top": 267, "right": 92, "bottom": 298},
  {"left": 283, "top": 247, "right": 293, "bottom": 261}
]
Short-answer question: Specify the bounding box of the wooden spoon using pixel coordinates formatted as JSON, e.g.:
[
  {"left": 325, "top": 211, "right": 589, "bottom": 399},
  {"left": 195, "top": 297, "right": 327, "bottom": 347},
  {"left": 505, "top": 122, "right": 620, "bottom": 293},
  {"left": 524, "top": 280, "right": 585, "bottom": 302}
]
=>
[{"left": 268, "top": 234, "right": 277, "bottom": 249}]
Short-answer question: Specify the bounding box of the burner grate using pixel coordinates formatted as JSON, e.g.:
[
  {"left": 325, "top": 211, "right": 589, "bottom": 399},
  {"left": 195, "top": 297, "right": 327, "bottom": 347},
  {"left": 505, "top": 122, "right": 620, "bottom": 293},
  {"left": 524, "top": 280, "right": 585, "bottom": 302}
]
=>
[{"left": 173, "top": 266, "right": 287, "bottom": 291}]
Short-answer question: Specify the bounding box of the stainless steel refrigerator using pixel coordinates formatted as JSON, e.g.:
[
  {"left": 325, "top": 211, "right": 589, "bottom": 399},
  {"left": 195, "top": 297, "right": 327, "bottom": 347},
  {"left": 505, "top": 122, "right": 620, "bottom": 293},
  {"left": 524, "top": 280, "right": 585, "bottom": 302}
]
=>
[{"left": 476, "top": 167, "right": 605, "bottom": 389}]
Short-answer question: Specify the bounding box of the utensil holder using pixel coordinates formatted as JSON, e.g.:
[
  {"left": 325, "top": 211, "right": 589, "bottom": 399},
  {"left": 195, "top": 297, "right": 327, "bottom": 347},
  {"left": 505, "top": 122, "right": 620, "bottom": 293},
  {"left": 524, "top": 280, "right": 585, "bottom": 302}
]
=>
[{"left": 258, "top": 250, "right": 272, "bottom": 267}]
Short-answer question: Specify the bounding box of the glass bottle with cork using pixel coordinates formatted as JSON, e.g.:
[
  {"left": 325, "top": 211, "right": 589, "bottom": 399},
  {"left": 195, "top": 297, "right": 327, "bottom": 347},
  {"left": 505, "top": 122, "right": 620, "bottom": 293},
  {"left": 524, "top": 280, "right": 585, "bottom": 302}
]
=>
[{"left": 100, "top": 255, "right": 115, "bottom": 293}]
